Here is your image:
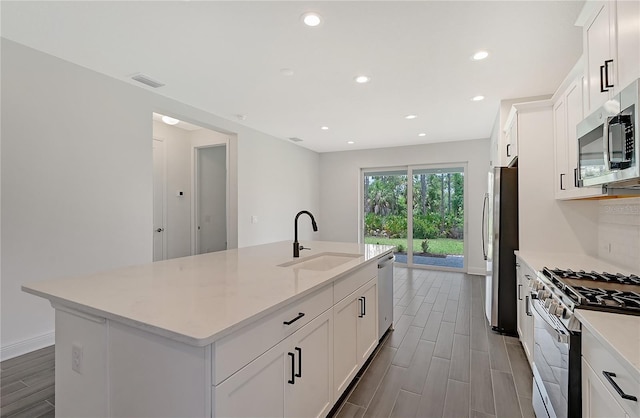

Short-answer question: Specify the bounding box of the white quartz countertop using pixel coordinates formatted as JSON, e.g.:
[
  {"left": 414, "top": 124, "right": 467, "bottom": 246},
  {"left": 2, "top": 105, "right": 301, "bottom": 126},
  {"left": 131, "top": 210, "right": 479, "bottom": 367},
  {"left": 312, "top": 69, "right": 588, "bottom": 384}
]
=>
[
  {"left": 23, "top": 241, "right": 394, "bottom": 347},
  {"left": 575, "top": 309, "right": 640, "bottom": 382},
  {"left": 514, "top": 250, "right": 637, "bottom": 276}
]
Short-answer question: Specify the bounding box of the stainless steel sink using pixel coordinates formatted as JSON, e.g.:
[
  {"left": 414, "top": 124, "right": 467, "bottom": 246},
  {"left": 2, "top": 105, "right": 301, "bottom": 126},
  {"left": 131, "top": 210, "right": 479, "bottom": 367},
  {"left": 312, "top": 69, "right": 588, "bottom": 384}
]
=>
[{"left": 278, "top": 252, "right": 362, "bottom": 271}]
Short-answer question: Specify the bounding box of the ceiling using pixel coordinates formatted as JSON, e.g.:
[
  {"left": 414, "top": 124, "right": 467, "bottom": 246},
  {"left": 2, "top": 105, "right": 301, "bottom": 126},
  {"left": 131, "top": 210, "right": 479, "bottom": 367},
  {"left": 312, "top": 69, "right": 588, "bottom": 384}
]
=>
[{"left": 1, "top": 1, "right": 585, "bottom": 153}]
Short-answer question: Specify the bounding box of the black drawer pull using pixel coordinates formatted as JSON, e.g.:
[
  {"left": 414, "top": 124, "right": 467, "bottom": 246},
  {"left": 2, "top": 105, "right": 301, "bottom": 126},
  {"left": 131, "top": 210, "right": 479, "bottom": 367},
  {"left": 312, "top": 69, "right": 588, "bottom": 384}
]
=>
[
  {"left": 506, "top": 143, "right": 511, "bottom": 157},
  {"left": 358, "top": 298, "right": 364, "bottom": 318},
  {"left": 518, "top": 284, "right": 522, "bottom": 300},
  {"left": 600, "top": 64, "right": 608, "bottom": 92},
  {"left": 288, "top": 352, "right": 295, "bottom": 384},
  {"left": 603, "top": 371, "right": 638, "bottom": 401},
  {"left": 283, "top": 312, "right": 305, "bottom": 325},
  {"left": 295, "top": 347, "right": 302, "bottom": 378},
  {"left": 362, "top": 296, "right": 366, "bottom": 316}
]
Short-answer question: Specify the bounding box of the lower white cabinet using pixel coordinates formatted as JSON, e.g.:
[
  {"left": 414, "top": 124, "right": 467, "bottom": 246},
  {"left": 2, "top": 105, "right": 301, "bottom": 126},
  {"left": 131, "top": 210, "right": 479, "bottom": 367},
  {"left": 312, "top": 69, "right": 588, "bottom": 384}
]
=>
[
  {"left": 333, "top": 277, "right": 378, "bottom": 398},
  {"left": 515, "top": 256, "right": 534, "bottom": 366},
  {"left": 582, "top": 358, "right": 629, "bottom": 418},
  {"left": 582, "top": 327, "right": 639, "bottom": 418},
  {"left": 215, "top": 308, "right": 334, "bottom": 418}
]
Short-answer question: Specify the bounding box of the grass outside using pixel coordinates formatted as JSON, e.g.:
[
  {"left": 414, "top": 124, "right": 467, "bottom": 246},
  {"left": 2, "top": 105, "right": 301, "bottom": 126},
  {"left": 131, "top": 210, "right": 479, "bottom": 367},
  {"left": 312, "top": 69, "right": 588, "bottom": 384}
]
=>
[{"left": 364, "top": 236, "right": 464, "bottom": 255}]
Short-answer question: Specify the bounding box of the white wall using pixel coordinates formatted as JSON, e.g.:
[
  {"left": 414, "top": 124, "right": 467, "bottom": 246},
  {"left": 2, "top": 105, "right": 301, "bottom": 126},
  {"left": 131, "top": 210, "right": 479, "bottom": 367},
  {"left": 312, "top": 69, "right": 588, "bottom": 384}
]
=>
[
  {"left": 1, "top": 39, "right": 320, "bottom": 359},
  {"left": 318, "top": 139, "right": 491, "bottom": 275}
]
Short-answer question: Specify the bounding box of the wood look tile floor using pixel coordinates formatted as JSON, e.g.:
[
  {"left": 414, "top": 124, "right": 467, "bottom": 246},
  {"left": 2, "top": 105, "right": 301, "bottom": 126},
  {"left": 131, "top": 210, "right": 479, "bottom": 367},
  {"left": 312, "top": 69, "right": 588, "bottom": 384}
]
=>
[
  {"left": 0, "top": 267, "right": 534, "bottom": 418},
  {"left": 0, "top": 345, "right": 55, "bottom": 418},
  {"left": 333, "top": 267, "right": 535, "bottom": 418}
]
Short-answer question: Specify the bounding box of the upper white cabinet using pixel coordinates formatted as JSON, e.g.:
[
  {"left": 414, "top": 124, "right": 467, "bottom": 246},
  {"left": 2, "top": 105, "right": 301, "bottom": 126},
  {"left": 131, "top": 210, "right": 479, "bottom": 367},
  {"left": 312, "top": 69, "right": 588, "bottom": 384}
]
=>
[
  {"left": 504, "top": 108, "right": 519, "bottom": 165},
  {"left": 553, "top": 69, "right": 606, "bottom": 199},
  {"left": 581, "top": 0, "right": 640, "bottom": 116}
]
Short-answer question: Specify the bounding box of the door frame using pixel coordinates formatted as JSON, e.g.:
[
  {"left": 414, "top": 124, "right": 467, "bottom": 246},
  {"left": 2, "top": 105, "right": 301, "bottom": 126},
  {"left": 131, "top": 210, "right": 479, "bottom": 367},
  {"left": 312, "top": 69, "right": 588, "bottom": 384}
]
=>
[
  {"left": 360, "top": 162, "right": 468, "bottom": 272},
  {"left": 192, "top": 143, "right": 229, "bottom": 255}
]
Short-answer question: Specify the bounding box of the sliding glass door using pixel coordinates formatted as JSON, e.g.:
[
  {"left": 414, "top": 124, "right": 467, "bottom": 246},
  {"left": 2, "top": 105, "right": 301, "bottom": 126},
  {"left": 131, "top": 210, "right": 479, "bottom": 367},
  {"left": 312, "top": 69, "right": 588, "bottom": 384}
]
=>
[{"left": 362, "top": 164, "right": 466, "bottom": 271}]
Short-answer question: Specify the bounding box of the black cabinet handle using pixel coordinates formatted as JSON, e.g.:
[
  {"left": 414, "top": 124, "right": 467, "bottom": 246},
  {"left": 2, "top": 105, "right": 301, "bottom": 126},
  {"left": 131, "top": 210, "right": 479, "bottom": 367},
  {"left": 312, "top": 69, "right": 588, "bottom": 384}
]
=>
[
  {"left": 506, "top": 143, "right": 511, "bottom": 157},
  {"left": 288, "top": 352, "right": 295, "bottom": 384},
  {"left": 560, "top": 173, "right": 566, "bottom": 190},
  {"left": 295, "top": 347, "right": 302, "bottom": 378},
  {"left": 363, "top": 296, "right": 366, "bottom": 316},
  {"left": 518, "top": 284, "right": 522, "bottom": 301},
  {"left": 283, "top": 312, "right": 305, "bottom": 325},
  {"left": 604, "top": 59, "right": 614, "bottom": 88},
  {"left": 358, "top": 298, "right": 364, "bottom": 318},
  {"left": 602, "top": 371, "right": 638, "bottom": 401},
  {"left": 574, "top": 168, "right": 579, "bottom": 188},
  {"left": 600, "top": 64, "right": 608, "bottom": 92},
  {"left": 526, "top": 296, "right": 532, "bottom": 316}
]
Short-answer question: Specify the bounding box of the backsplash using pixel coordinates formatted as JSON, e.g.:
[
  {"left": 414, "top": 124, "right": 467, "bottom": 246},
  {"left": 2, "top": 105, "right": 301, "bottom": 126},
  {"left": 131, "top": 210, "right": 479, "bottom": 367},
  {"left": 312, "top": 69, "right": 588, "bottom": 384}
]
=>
[{"left": 597, "top": 197, "right": 640, "bottom": 273}]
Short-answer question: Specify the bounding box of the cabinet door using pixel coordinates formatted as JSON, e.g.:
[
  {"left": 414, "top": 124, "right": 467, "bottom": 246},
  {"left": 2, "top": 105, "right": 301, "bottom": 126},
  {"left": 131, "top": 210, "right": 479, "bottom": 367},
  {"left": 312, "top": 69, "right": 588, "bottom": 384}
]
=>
[
  {"left": 582, "top": 358, "right": 628, "bottom": 418},
  {"left": 333, "top": 293, "right": 359, "bottom": 398},
  {"left": 357, "top": 280, "right": 378, "bottom": 364},
  {"left": 285, "top": 309, "right": 333, "bottom": 418},
  {"left": 214, "top": 339, "right": 286, "bottom": 418},
  {"left": 584, "top": 2, "right": 614, "bottom": 115},
  {"left": 553, "top": 97, "right": 568, "bottom": 197},
  {"left": 615, "top": 0, "right": 640, "bottom": 93},
  {"left": 515, "top": 263, "right": 525, "bottom": 342},
  {"left": 508, "top": 115, "right": 518, "bottom": 161}
]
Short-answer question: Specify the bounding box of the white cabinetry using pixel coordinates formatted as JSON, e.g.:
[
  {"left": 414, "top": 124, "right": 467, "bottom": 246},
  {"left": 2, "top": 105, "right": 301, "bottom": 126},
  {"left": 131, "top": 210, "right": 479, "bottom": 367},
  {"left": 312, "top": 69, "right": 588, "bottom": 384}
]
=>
[
  {"left": 515, "top": 256, "right": 534, "bottom": 366},
  {"left": 553, "top": 70, "right": 606, "bottom": 200},
  {"left": 581, "top": 0, "right": 640, "bottom": 116},
  {"left": 504, "top": 108, "right": 518, "bottom": 165},
  {"left": 582, "top": 327, "right": 640, "bottom": 418},
  {"left": 214, "top": 309, "right": 334, "bottom": 418},
  {"left": 333, "top": 276, "right": 378, "bottom": 399}
]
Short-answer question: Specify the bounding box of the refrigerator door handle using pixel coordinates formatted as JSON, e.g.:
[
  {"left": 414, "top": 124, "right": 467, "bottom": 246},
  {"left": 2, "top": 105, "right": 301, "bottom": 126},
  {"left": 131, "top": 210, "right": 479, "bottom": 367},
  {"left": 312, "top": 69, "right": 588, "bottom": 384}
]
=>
[{"left": 482, "top": 192, "right": 489, "bottom": 260}]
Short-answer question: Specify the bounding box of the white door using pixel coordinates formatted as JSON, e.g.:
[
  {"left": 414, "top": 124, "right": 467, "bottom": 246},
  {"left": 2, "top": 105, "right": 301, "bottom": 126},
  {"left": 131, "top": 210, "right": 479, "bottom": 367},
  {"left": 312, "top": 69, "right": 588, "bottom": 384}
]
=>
[
  {"left": 333, "top": 294, "right": 359, "bottom": 398},
  {"left": 152, "top": 139, "right": 166, "bottom": 261},
  {"left": 285, "top": 309, "right": 333, "bottom": 418},
  {"left": 214, "top": 338, "right": 286, "bottom": 418},
  {"left": 196, "top": 145, "right": 227, "bottom": 254},
  {"left": 357, "top": 280, "right": 378, "bottom": 363}
]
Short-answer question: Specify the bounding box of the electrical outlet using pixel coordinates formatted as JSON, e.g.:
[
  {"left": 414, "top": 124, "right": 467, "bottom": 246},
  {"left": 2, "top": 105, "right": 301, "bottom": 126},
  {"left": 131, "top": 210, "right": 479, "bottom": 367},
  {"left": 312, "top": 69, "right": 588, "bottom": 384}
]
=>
[{"left": 71, "top": 344, "right": 83, "bottom": 374}]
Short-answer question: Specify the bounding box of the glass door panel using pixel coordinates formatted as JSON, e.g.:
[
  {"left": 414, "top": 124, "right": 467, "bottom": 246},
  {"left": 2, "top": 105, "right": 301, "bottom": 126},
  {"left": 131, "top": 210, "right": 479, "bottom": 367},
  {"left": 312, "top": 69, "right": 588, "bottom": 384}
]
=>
[{"left": 410, "top": 167, "right": 464, "bottom": 270}]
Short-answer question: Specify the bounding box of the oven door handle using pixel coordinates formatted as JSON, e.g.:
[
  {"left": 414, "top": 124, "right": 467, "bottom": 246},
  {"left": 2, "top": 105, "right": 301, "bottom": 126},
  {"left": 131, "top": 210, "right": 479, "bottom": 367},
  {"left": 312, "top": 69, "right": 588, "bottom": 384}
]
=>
[{"left": 531, "top": 299, "right": 569, "bottom": 344}]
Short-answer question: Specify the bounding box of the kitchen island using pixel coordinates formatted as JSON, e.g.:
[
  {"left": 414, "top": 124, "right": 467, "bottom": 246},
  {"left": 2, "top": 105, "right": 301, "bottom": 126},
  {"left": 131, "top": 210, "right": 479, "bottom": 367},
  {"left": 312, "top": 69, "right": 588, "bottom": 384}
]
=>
[{"left": 23, "top": 240, "right": 394, "bottom": 418}]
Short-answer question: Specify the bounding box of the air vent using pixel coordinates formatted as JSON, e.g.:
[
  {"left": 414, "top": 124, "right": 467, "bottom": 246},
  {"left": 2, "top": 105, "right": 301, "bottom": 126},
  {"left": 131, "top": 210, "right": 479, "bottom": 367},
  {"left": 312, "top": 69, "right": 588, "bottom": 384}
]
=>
[
  {"left": 289, "top": 137, "right": 303, "bottom": 142},
  {"left": 131, "top": 73, "right": 165, "bottom": 88}
]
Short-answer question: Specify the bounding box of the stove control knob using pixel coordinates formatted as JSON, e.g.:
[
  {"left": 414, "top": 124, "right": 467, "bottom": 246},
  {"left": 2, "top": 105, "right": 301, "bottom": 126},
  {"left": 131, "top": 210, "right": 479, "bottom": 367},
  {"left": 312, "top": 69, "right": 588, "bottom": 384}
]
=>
[
  {"left": 544, "top": 297, "right": 553, "bottom": 308},
  {"left": 538, "top": 289, "right": 551, "bottom": 300}
]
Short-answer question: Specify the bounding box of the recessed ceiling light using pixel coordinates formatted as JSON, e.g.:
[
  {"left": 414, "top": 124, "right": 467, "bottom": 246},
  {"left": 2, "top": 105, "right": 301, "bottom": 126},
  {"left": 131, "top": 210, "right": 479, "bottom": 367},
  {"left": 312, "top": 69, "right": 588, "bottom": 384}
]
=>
[
  {"left": 347, "top": 141, "right": 355, "bottom": 144},
  {"left": 161, "top": 116, "right": 179, "bottom": 125},
  {"left": 472, "top": 95, "right": 485, "bottom": 101},
  {"left": 418, "top": 133, "right": 426, "bottom": 137},
  {"left": 321, "top": 126, "right": 329, "bottom": 130},
  {"left": 302, "top": 12, "right": 322, "bottom": 27},
  {"left": 280, "top": 68, "right": 294, "bottom": 76},
  {"left": 354, "top": 75, "right": 371, "bottom": 84},
  {"left": 472, "top": 50, "right": 489, "bottom": 60},
  {"left": 405, "top": 114, "right": 417, "bottom": 120}
]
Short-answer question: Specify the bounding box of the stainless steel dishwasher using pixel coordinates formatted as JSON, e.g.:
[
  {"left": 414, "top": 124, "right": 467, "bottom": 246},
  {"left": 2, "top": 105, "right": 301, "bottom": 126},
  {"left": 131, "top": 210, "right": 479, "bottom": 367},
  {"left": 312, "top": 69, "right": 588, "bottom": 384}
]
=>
[{"left": 377, "top": 254, "right": 394, "bottom": 339}]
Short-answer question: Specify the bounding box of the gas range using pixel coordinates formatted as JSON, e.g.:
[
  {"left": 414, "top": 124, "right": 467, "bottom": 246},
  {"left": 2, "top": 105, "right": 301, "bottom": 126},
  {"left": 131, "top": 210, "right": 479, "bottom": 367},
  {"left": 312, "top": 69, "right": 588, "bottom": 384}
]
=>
[{"left": 531, "top": 267, "right": 640, "bottom": 332}]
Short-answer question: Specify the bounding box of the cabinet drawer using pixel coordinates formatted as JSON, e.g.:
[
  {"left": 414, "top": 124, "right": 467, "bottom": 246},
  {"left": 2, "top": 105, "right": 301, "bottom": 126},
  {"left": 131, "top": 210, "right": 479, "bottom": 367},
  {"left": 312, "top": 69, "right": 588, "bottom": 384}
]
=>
[
  {"left": 213, "top": 284, "right": 332, "bottom": 385},
  {"left": 333, "top": 262, "right": 376, "bottom": 304},
  {"left": 583, "top": 328, "right": 640, "bottom": 417}
]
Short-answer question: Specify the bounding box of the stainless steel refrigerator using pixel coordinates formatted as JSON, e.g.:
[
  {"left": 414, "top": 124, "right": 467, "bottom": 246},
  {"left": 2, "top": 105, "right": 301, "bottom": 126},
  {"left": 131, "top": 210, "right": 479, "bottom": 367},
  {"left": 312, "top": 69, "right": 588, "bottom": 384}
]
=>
[{"left": 482, "top": 166, "right": 519, "bottom": 335}]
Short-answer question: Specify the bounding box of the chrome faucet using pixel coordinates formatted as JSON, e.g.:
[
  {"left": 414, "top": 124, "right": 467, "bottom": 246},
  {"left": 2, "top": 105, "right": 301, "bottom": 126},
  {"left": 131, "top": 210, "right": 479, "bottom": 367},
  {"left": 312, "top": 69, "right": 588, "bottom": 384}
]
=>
[{"left": 293, "top": 210, "right": 318, "bottom": 257}]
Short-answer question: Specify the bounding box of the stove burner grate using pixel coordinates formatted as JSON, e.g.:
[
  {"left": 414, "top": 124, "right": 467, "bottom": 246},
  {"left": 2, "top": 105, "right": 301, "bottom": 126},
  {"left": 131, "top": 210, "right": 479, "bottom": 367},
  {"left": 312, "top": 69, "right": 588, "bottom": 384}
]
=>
[
  {"left": 573, "top": 286, "right": 640, "bottom": 309},
  {"left": 547, "top": 268, "right": 640, "bottom": 285}
]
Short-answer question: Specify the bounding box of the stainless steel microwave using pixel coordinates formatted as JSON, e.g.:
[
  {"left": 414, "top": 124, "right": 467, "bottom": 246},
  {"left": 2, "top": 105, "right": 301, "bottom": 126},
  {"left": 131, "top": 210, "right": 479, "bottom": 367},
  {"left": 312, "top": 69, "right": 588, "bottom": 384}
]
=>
[{"left": 577, "top": 79, "right": 639, "bottom": 189}]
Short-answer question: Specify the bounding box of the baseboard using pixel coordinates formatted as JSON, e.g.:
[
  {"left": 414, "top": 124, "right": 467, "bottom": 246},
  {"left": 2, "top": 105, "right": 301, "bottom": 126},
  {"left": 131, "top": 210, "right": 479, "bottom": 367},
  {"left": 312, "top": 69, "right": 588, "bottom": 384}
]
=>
[
  {"left": 1, "top": 331, "right": 55, "bottom": 361},
  {"left": 467, "top": 267, "right": 486, "bottom": 276}
]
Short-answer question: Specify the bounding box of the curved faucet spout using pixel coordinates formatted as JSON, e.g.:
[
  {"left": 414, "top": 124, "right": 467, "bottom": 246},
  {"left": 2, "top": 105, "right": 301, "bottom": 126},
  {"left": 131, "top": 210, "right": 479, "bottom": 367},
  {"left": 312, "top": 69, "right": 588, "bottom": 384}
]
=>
[{"left": 294, "top": 210, "right": 318, "bottom": 257}]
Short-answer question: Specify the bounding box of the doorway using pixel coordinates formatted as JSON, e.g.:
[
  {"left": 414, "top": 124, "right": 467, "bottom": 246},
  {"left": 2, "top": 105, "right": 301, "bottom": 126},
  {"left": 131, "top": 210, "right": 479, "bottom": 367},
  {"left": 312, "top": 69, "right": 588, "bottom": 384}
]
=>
[
  {"left": 362, "top": 164, "right": 466, "bottom": 271},
  {"left": 152, "top": 112, "right": 236, "bottom": 261},
  {"left": 195, "top": 145, "right": 227, "bottom": 254}
]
